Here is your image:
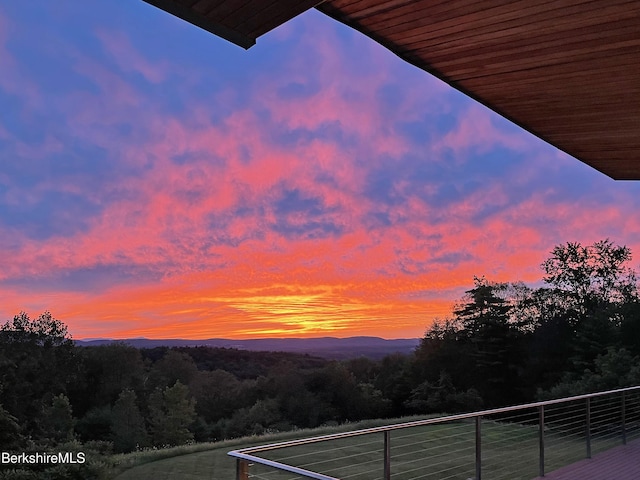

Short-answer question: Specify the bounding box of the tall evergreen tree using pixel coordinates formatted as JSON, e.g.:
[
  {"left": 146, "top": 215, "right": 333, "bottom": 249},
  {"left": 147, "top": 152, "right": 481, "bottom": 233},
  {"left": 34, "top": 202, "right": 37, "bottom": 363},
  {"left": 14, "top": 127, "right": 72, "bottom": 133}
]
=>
[
  {"left": 452, "top": 277, "right": 521, "bottom": 405},
  {"left": 148, "top": 381, "right": 196, "bottom": 447},
  {"left": 111, "top": 389, "right": 148, "bottom": 453},
  {"left": 41, "top": 393, "right": 75, "bottom": 444}
]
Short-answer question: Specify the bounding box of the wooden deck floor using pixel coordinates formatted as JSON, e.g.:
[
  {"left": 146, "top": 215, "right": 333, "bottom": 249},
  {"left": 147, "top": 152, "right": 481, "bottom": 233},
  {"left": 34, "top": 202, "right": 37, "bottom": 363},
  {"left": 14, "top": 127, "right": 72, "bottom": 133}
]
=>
[{"left": 533, "top": 439, "right": 640, "bottom": 480}]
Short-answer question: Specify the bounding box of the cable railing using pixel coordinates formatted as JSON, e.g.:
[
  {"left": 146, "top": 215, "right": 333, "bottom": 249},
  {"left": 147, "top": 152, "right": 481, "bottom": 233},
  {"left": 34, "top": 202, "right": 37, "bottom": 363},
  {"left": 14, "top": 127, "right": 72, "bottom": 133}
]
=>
[{"left": 228, "top": 386, "right": 640, "bottom": 480}]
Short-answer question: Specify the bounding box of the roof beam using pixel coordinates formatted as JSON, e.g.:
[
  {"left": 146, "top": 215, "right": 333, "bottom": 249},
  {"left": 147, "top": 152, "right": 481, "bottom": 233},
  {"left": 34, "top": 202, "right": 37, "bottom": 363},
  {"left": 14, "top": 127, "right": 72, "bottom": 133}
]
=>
[{"left": 142, "top": 0, "right": 322, "bottom": 49}]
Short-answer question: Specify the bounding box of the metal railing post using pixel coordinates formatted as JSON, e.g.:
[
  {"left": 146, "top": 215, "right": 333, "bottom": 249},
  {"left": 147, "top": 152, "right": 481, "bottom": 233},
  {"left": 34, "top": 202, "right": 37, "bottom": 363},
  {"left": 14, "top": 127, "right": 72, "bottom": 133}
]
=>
[
  {"left": 475, "top": 416, "right": 482, "bottom": 480},
  {"left": 539, "top": 405, "right": 545, "bottom": 477},
  {"left": 237, "top": 458, "right": 250, "bottom": 480},
  {"left": 384, "top": 430, "right": 391, "bottom": 480},
  {"left": 585, "top": 398, "right": 591, "bottom": 459},
  {"left": 621, "top": 392, "right": 627, "bottom": 445}
]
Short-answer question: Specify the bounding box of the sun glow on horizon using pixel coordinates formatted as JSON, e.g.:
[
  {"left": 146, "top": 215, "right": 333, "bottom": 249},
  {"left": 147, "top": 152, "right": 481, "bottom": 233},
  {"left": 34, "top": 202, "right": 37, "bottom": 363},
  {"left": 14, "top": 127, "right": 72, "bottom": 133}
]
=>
[{"left": 47, "top": 279, "right": 456, "bottom": 340}]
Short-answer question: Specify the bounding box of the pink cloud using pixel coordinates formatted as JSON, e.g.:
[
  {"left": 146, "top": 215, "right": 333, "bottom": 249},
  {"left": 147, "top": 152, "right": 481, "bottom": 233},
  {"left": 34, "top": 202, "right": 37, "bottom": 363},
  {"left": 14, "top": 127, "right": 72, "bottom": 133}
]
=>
[
  {"left": 94, "top": 28, "right": 169, "bottom": 84},
  {"left": 253, "top": 25, "right": 416, "bottom": 161},
  {"left": 0, "top": 10, "right": 43, "bottom": 116},
  {"left": 438, "top": 104, "right": 531, "bottom": 157}
]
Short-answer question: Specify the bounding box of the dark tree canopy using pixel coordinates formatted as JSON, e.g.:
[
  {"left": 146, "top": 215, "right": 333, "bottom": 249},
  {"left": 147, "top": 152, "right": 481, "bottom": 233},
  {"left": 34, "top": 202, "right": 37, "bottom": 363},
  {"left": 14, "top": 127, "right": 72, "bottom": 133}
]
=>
[
  {"left": 541, "top": 239, "right": 637, "bottom": 309},
  {"left": 1, "top": 311, "right": 73, "bottom": 347},
  {"left": 414, "top": 239, "right": 640, "bottom": 407},
  {"left": 0, "top": 311, "right": 76, "bottom": 440}
]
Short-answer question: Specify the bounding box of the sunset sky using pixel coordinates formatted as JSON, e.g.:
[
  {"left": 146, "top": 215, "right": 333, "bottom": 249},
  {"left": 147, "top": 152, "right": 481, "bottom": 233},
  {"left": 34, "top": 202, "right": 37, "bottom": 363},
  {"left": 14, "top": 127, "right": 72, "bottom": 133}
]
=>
[{"left": 1, "top": 1, "right": 639, "bottom": 340}]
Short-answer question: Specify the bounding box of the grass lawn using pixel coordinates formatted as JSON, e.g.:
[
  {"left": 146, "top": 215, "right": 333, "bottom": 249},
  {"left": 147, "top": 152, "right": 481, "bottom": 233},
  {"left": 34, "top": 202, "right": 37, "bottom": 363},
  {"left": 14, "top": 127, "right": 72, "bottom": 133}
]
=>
[
  {"left": 110, "top": 419, "right": 412, "bottom": 480},
  {"left": 112, "top": 446, "right": 234, "bottom": 480},
  {"left": 111, "top": 415, "right": 621, "bottom": 480}
]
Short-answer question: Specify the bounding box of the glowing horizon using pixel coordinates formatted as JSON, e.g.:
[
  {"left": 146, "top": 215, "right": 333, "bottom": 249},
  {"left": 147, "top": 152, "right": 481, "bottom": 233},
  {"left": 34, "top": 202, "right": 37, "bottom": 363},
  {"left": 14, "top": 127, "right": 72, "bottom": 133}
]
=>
[{"left": 1, "top": 2, "right": 639, "bottom": 340}]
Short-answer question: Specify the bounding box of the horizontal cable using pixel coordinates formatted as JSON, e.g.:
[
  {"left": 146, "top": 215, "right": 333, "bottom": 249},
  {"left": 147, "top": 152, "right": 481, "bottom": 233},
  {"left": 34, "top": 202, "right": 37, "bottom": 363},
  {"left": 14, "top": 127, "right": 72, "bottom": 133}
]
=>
[
  {"left": 406, "top": 467, "right": 475, "bottom": 480},
  {"left": 299, "top": 451, "right": 382, "bottom": 472},
  {"left": 390, "top": 422, "right": 471, "bottom": 441},
  {"left": 339, "top": 464, "right": 385, "bottom": 479},
  {"left": 391, "top": 442, "right": 474, "bottom": 460},
  {"left": 269, "top": 438, "right": 382, "bottom": 463},
  {"left": 399, "top": 459, "right": 473, "bottom": 479},
  {"left": 390, "top": 435, "right": 473, "bottom": 454}
]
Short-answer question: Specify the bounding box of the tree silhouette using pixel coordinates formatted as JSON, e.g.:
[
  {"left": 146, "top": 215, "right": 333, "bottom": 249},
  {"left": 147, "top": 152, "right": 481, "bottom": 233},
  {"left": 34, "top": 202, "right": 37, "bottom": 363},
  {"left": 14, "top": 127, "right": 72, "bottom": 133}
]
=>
[
  {"left": 111, "top": 389, "right": 148, "bottom": 452},
  {"left": 148, "top": 381, "right": 196, "bottom": 447}
]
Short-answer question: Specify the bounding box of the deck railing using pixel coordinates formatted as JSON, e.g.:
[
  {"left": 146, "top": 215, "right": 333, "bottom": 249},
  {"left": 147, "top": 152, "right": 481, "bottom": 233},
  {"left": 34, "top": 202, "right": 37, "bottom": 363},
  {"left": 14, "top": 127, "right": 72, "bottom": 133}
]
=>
[{"left": 228, "top": 385, "right": 640, "bottom": 480}]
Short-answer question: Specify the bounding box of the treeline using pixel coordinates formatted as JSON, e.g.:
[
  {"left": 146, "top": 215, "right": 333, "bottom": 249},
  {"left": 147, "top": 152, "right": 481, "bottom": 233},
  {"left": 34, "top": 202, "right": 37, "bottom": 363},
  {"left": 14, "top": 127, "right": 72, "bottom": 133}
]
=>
[
  {"left": 1, "top": 239, "right": 639, "bottom": 478},
  {"left": 0, "top": 317, "right": 399, "bottom": 456},
  {"left": 413, "top": 239, "right": 640, "bottom": 410}
]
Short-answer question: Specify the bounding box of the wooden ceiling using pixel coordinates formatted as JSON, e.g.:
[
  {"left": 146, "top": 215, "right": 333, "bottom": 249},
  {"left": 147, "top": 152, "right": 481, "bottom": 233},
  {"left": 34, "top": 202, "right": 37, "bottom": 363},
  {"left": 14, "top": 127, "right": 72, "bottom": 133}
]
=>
[{"left": 143, "top": 0, "right": 640, "bottom": 180}]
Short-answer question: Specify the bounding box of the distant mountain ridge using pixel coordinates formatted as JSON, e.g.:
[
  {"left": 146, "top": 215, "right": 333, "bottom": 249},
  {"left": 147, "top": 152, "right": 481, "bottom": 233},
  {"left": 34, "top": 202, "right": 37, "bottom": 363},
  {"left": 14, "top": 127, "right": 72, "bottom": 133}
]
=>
[{"left": 74, "top": 336, "right": 420, "bottom": 359}]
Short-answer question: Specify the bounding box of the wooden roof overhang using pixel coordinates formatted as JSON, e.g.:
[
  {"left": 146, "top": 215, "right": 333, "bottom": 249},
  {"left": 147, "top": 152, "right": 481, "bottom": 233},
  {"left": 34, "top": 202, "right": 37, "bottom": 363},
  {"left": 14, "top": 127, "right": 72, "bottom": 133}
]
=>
[{"left": 143, "top": 0, "right": 640, "bottom": 180}]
